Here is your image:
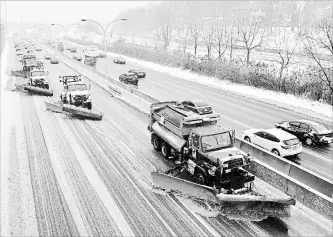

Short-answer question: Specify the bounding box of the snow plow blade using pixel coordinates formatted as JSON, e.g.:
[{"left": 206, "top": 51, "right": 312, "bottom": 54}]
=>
[
  {"left": 62, "top": 104, "right": 103, "bottom": 120},
  {"left": 151, "top": 171, "right": 295, "bottom": 219},
  {"left": 23, "top": 85, "right": 53, "bottom": 96},
  {"left": 11, "top": 69, "right": 29, "bottom": 78},
  {"left": 151, "top": 172, "right": 218, "bottom": 202},
  {"left": 45, "top": 101, "right": 64, "bottom": 113}
]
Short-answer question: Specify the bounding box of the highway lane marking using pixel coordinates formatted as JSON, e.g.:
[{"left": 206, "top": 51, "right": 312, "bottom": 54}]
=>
[
  {"left": 120, "top": 140, "right": 136, "bottom": 156},
  {"left": 33, "top": 96, "right": 88, "bottom": 236},
  {"left": 52, "top": 102, "right": 135, "bottom": 237}
]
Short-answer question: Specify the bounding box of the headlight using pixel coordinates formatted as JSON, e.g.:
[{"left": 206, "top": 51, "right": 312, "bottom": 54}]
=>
[{"left": 208, "top": 166, "right": 216, "bottom": 175}]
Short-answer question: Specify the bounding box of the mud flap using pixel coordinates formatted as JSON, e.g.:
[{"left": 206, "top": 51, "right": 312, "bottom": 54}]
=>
[
  {"left": 62, "top": 104, "right": 103, "bottom": 120},
  {"left": 24, "top": 85, "right": 54, "bottom": 96}
]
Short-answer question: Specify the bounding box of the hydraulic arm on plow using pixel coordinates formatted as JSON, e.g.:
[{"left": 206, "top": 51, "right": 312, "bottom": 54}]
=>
[{"left": 148, "top": 101, "right": 296, "bottom": 220}]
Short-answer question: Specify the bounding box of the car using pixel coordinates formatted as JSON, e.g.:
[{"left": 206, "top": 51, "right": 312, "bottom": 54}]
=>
[
  {"left": 35, "top": 47, "right": 42, "bottom": 51},
  {"left": 36, "top": 59, "right": 44, "bottom": 67},
  {"left": 44, "top": 54, "right": 52, "bottom": 60},
  {"left": 72, "top": 55, "right": 82, "bottom": 61},
  {"left": 113, "top": 57, "right": 126, "bottom": 64},
  {"left": 98, "top": 51, "right": 107, "bottom": 58},
  {"left": 27, "top": 49, "right": 34, "bottom": 54},
  {"left": 50, "top": 57, "right": 59, "bottom": 64},
  {"left": 59, "top": 75, "right": 81, "bottom": 86},
  {"left": 70, "top": 47, "right": 77, "bottom": 53},
  {"left": 16, "top": 51, "right": 23, "bottom": 56},
  {"left": 128, "top": 69, "right": 146, "bottom": 78},
  {"left": 242, "top": 128, "right": 303, "bottom": 157},
  {"left": 275, "top": 120, "right": 333, "bottom": 146},
  {"left": 179, "top": 100, "right": 213, "bottom": 115},
  {"left": 119, "top": 73, "right": 139, "bottom": 86}
]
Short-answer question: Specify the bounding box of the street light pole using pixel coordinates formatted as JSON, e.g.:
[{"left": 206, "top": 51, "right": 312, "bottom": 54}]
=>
[
  {"left": 81, "top": 18, "right": 127, "bottom": 80},
  {"left": 51, "top": 24, "right": 68, "bottom": 50}
]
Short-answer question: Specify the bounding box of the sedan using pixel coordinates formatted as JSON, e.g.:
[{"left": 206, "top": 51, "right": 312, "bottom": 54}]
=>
[
  {"left": 72, "top": 55, "right": 82, "bottom": 61},
  {"left": 128, "top": 69, "right": 146, "bottom": 78},
  {"left": 242, "top": 128, "right": 303, "bottom": 157},
  {"left": 275, "top": 120, "right": 333, "bottom": 146},
  {"left": 44, "top": 54, "right": 52, "bottom": 60},
  {"left": 50, "top": 57, "right": 59, "bottom": 64},
  {"left": 35, "top": 47, "right": 42, "bottom": 51},
  {"left": 113, "top": 57, "right": 126, "bottom": 64},
  {"left": 180, "top": 100, "right": 213, "bottom": 114},
  {"left": 16, "top": 51, "right": 24, "bottom": 56},
  {"left": 119, "top": 73, "right": 138, "bottom": 86}
]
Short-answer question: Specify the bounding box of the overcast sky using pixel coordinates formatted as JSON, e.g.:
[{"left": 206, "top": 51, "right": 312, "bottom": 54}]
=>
[{"left": 1, "top": 1, "right": 157, "bottom": 25}]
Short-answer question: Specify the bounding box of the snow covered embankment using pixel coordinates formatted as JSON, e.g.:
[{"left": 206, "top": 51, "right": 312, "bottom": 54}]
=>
[{"left": 1, "top": 43, "right": 39, "bottom": 236}]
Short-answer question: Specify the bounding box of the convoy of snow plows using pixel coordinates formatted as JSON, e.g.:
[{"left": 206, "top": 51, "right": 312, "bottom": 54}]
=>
[{"left": 10, "top": 35, "right": 333, "bottom": 221}]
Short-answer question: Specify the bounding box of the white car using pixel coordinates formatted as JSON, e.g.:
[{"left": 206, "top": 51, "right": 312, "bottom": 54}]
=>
[{"left": 242, "top": 128, "right": 303, "bottom": 157}]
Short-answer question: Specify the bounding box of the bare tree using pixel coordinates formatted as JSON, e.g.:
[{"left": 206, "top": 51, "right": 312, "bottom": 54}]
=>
[
  {"left": 154, "top": 5, "right": 174, "bottom": 50},
  {"left": 202, "top": 24, "right": 215, "bottom": 59},
  {"left": 268, "top": 33, "right": 298, "bottom": 92},
  {"left": 189, "top": 24, "right": 201, "bottom": 57},
  {"left": 238, "top": 19, "right": 266, "bottom": 65},
  {"left": 213, "top": 22, "right": 230, "bottom": 59},
  {"left": 303, "top": 16, "right": 333, "bottom": 103}
]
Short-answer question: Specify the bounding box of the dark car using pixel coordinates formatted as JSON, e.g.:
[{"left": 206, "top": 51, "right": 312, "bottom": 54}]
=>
[
  {"left": 72, "top": 55, "right": 82, "bottom": 61},
  {"left": 119, "top": 73, "right": 138, "bottom": 86},
  {"left": 128, "top": 69, "right": 146, "bottom": 78},
  {"left": 275, "top": 120, "right": 333, "bottom": 146},
  {"left": 44, "top": 54, "right": 52, "bottom": 60},
  {"left": 114, "top": 57, "right": 126, "bottom": 64},
  {"left": 179, "top": 100, "right": 213, "bottom": 115},
  {"left": 50, "top": 57, "right": 59, "bottom": 64},
  {"left": 70, "top": 47, "right": 77, "bottom": 53}
]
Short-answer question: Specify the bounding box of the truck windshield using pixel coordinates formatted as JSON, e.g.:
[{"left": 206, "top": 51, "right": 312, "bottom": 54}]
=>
[
  {"left": 31, "top": 71, "right": 45, "bottom": 77},
  {"left": 68, "top": 84, "right": 87, "bottom": 91},
  {"left": 201, "top": 132, "right": 232, "bottom": 152}
]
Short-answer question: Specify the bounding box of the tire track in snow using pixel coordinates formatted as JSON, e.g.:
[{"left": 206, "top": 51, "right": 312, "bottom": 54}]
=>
[
  {"left": 34, "top": 96, "right": 123, "bottom": 236},
  {"left": 68, "top": 119, "right": 182, "bottom": 236},
  {"left": 20, "top": 94, "right": 79, "bottom": 236}
]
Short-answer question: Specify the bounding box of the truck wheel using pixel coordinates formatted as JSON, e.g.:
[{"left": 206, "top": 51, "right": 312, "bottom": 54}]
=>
[
  {"left": 87, "top": 102, "right": 92, "bottom": 110},
  {"left": 305, "top": 137, "right": 313, "bottom": 146},
  {"left": 152, "top": 135, "right": 161, "bottom": 152},
  {"left": 161, "top": 142, "right": 170, "bottom": 159},
  {"left": 194, "top": 171, "right": 206, "bottom": 185}
]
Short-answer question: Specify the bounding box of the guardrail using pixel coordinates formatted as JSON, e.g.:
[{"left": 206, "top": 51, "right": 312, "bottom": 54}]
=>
[{"left": 39, "top": 40, "right": 333, "bottom": 219}]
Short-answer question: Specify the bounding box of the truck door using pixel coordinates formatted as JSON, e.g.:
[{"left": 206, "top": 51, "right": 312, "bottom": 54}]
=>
[{"left": 190, "top": 133, "right": 200, "bottom": 159}]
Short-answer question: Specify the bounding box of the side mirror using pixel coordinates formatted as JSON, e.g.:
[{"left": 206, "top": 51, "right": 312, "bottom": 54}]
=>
[{"left": 88, "top": 84, "right": 91, "bottom": 90}]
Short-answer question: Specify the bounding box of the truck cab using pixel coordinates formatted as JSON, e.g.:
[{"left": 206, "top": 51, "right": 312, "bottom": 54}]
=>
[
  {"left": 61, "top": 82, "right": 92, "bottom": 110},
  {"left": 29, "top": 69, "right": 49, "bottom": 89}
]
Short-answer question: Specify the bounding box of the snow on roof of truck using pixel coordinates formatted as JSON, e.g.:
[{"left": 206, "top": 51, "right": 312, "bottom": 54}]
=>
[{"left": 192, "top": 124, "right": 227, "bottom": 136}]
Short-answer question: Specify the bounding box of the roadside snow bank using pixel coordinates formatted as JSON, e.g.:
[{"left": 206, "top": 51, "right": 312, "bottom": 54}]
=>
[
  {"left": 68, "top": 39, "right": 333, "bottom": 120},
  {"left": 107, "top": 51, "right": 333, "bottom": 119}
]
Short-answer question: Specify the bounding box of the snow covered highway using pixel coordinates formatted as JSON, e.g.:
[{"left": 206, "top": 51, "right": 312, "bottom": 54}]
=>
[{"left": 1, "top": 38, "right": 332, "bottom": 236}]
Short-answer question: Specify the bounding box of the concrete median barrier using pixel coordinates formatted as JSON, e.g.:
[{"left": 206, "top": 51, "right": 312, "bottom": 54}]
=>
[
  {"left": 249, "top": 159, "right": 333, "bottom": 220},
  {"left": 237, "top": 137, "right": 333, "bottom": 198}
]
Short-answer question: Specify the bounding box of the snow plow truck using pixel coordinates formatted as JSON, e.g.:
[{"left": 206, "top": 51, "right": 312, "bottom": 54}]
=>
[
  {"left": 44, "top": 75, "right": 103, "bottom": 120},
  {"left": 148, "top": 101, "right": 296, "bottom": 220}
]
